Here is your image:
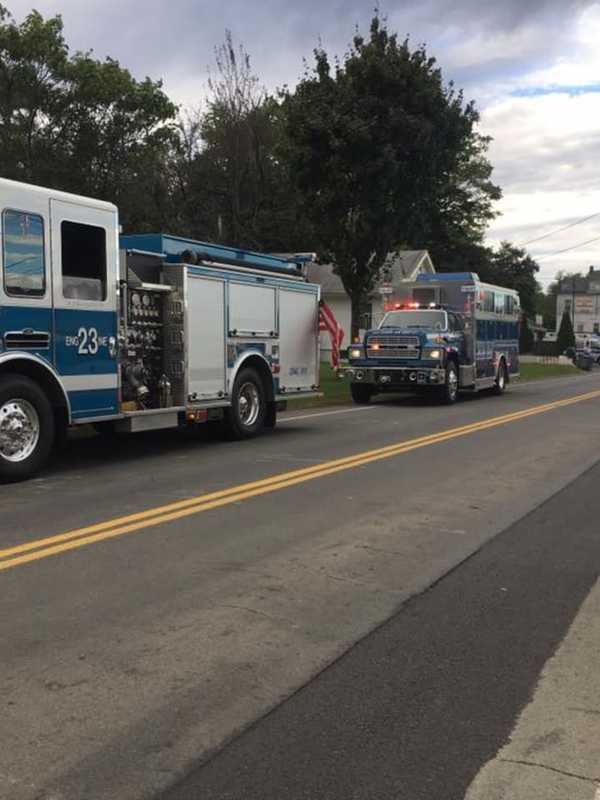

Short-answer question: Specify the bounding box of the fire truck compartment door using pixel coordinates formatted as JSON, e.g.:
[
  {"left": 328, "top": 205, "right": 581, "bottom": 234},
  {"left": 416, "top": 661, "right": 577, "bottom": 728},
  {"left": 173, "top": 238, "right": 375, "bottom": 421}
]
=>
[
  {"left": 187, "top": 275, "right": 226, "bottom": 400},
  {"left": 229, "top": 282, "right": 276, "bottom": 336},
  {"left": 279, "top": 288, "right": 319, "bottom": 391}
]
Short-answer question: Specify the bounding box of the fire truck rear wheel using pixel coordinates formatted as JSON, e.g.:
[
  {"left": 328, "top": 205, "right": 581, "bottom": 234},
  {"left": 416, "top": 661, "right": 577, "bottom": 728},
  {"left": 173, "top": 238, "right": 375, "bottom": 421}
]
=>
[
  {"left": 0, "top": 374, "right": 55, "bottom": 482},
  {"left": 493, "top": 360, "right": 508, "bottom": 395},
  {"left": 226, "top": 367, "right": 267, "bottom": 439},
  {"left": 350, "top": 383, "right": 373, "bottom": 404}
]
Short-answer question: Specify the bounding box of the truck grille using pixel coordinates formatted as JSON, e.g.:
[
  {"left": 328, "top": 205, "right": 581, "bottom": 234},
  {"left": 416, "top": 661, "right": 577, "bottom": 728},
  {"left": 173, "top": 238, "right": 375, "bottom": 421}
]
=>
[{"left": 366, "top": 335, "right": 420, "bottom": 359}]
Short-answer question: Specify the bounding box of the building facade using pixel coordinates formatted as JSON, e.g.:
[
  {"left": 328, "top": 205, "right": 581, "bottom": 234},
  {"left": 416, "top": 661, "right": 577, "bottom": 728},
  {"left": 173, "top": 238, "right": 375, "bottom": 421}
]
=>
[{"left": 556, "top": 267, "right": 600, "bottom": 339}]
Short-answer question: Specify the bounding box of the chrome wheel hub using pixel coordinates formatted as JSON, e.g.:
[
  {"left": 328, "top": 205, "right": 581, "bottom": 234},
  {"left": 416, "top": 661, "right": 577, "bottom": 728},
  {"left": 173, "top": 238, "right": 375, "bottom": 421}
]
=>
[
  {"left": 238, "top": 382, "right": 260, "bottom": 427},
  {"left": 448, "top": 369, "right": 458, "bottom": 398},
  {"left": 0, "top": 399, "right": 40, "bottom": 463}
]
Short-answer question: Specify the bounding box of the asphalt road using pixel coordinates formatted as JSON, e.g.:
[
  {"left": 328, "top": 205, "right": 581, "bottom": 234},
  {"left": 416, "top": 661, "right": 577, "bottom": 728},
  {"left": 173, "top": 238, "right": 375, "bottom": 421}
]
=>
[{"left": 2, "top": 372, "right": 600, "bottom": 800}]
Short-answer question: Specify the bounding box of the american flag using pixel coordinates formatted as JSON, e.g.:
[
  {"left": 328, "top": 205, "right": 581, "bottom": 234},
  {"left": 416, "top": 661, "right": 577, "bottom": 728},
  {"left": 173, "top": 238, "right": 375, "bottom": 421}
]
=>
[{"left": 319, "top": 300, "right": 344, "bottom": 369}]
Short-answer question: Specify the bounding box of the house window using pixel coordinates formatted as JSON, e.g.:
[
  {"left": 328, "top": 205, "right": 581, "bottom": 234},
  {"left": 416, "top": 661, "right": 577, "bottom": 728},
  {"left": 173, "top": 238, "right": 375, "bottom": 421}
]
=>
[
  {"left": 594, "top": 323, "right": 599, "bottom": 335},
  {"left": 2, "top": 209, "right": 46, "bottom": 297},
  {"left": 61, "top": 220, "right": 107, "bottom": 301}
]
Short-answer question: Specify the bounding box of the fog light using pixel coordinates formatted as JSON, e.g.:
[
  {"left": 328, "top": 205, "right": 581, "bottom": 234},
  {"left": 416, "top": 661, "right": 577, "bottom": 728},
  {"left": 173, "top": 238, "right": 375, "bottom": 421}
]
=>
[
  {"left": 409, "top": 372, "right": 417, "bottom": 381},
  {"left": 355, "top": 371, "right": 364, "bottom": 381},
  {"left": 380, "top": 375, "right": 392, "bottom": 384}
]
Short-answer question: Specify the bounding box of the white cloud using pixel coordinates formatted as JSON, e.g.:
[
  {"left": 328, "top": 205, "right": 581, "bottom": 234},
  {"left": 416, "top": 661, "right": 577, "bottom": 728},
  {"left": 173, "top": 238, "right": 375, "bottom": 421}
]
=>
[{"left": 478, "top": 5, "right": 600, "bottom": 284}]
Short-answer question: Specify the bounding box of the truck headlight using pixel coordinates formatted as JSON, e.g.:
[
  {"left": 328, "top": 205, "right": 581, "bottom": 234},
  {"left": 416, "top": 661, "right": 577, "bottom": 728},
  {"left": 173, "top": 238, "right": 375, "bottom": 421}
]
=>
[
  {"left": 423, "top": 348, "right": 442, "bottom": 360},
  {"left": 350, "top": 348, "right": 363, "bottom": 359}
]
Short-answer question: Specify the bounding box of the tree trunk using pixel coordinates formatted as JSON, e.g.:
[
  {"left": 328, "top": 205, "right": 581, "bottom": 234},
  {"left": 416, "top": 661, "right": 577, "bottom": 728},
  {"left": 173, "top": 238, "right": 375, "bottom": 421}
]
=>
[{"left": 350, "top": 291, "right": 363, "bottom": 342}]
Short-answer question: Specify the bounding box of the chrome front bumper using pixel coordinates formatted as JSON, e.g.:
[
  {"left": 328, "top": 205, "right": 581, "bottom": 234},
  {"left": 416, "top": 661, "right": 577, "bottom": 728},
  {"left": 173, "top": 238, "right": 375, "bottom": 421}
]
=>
[{"left": 338, "top": 365, "right": 446, "bottom": 386}]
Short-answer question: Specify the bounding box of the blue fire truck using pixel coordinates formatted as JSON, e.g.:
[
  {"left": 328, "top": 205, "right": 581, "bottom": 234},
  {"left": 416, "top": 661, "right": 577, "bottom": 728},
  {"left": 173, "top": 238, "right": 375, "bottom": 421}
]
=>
[
  {"left": 0, "top": 178, "right": 321, "bottom": 481},
  {"left": 339, "top": 272, "right": 520, "bottom": 404}
]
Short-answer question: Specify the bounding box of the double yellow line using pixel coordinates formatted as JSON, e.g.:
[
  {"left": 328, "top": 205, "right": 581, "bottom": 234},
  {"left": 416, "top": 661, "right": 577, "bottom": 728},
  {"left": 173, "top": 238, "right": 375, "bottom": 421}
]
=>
[{"left": 2, "top": 388, "right": 600, "bottom": 573}]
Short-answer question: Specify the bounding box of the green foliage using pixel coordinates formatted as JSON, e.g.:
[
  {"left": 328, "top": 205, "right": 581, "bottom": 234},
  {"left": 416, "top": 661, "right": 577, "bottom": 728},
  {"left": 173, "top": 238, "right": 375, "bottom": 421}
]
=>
[
  {"left": 519, "top": 314, "right": 535, "bottom": 353},
  {"left": 557, "top": 310, "right": 576, "bottom": 353},
  {"left": 0, "top": 5, "right": 177, "bottom": 228},
  {"left": 281, "top": 15, "right": 500, "bottom": 335},
  {"left": 0, "top": 9, "right": 510, "bottom": 290}
]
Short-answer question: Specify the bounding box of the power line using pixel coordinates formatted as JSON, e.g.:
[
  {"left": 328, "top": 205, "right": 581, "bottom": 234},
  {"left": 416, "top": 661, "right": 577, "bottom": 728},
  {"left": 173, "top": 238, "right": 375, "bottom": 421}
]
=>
[
  {"left": 519, "top": 211, "right": 600, "bottom": 247},
  {"left": 535, "top": 235, "right": 600, "bottom": 261}
]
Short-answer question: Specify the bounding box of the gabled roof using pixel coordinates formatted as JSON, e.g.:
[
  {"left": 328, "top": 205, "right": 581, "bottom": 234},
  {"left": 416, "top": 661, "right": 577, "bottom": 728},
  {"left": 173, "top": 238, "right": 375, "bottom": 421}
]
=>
[
  {"left": 305, "top": 262, "right": 346, "bottom": 294},
  {"left": 381, "top": 250, "right": 435, "bottom": 282},
  {"left": 558, "top": 275, "right": 590, "bottom": 293},
  {"left": 306, "top": 250, "right": 435, "bottom": 295}
]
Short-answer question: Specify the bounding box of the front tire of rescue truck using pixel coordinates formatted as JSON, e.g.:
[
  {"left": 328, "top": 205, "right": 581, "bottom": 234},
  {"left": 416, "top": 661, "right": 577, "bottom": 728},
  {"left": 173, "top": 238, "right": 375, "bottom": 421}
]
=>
[
  {"left": 493, "top": 359, "right": 508, "bottom": 395},
  {"left": 226, "top": 367, "right": 267, "bottom": 440},
  {"left": 350, "top": 383, "right": 374, "bottom": 404},
  {"left": 438, "top": 361, "right": 459, "bottom": 405},
  {"left": 0, "top": 374, "right": 55, "bottom": 482}
]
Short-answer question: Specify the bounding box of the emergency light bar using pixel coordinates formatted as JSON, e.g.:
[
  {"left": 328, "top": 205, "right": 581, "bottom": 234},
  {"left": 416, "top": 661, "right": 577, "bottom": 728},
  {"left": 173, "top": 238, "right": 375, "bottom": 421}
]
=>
[{"left": 391, "top": 302, "right": 444, "bottom": 310}]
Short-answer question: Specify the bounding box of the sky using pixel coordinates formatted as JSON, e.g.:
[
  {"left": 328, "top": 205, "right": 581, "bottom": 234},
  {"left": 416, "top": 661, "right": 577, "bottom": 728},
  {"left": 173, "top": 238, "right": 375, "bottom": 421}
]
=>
[{"left": 6, "top": 0, "right": 600, "bottom": 286}]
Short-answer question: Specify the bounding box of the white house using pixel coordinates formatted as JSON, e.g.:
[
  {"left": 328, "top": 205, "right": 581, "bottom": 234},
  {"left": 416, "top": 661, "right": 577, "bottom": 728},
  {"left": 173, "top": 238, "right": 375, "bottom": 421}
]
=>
[
  {"left": 556, "top": 266, "right": 600, "bottom": 339},
  {"left": 307, "top": 250, "right": 436, "bottom": 357}
]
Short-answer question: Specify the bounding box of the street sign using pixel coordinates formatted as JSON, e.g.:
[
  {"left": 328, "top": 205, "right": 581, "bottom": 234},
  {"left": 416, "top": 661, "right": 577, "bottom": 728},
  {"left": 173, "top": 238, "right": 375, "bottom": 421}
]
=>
[{"left": 379, "top": 283, "right": 393, "bottom": 295}]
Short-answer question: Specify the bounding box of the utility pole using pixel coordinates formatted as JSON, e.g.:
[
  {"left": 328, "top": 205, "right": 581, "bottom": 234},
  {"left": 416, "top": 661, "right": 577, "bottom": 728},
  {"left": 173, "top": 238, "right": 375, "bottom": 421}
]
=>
[{"left": 572, "top": 275, "right": 576, "bottom": 336}]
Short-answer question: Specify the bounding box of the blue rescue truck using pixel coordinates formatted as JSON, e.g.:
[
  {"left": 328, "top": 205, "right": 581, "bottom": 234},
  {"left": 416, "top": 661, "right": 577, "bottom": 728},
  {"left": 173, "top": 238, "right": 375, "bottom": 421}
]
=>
[
  {"left": 0, "top": 178, "right": 321, "bottom": 481},
  {"left": 339, "top": 272, "right": 520, "bottom": 404}
]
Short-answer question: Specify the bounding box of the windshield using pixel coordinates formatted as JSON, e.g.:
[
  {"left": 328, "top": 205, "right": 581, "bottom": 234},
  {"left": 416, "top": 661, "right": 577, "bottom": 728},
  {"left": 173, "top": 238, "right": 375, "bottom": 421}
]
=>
[{"left": 380, "top": 310, "right": 448, "bottom": 331}]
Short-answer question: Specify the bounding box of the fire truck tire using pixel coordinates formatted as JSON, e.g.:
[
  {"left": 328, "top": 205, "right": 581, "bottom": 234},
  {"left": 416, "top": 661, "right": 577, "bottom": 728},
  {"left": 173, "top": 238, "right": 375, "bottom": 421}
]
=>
[
  {"left": 438, "top": 362, "right": 459, "bottom": 405},
  {"left": 226, "top": 367, "right": 267, "bottom": 439},
  {"left": 350, "top": 383, "right": 373, "bottom": 404},
  {"left": 0, "top": 374, "right": 55, "bottom": 482},
  {"left": 493, "top": 360, "right": 508, "bottom": 395}
]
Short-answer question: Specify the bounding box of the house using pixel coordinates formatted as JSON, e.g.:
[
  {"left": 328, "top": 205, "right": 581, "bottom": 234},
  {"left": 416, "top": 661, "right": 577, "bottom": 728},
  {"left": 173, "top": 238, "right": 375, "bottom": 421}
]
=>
[
  {"left": 556, "top": 266, "right": 600, "bottom": 339},
  {"left": 307, "top": 250, "right": 436, "bottom": 357}
]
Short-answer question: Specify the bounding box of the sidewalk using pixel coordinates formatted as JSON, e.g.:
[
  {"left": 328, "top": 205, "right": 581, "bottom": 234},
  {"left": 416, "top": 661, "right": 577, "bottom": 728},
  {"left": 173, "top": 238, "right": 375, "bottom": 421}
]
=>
[{"left": 466, "top": 579, "right": 600, "bottom": 800}]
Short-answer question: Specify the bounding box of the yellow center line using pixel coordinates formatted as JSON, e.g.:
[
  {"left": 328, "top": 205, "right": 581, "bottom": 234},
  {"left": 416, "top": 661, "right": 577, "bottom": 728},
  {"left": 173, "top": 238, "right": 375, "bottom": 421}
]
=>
[{"left": 2, "top": 388, "right": 600, "bottom": 573}]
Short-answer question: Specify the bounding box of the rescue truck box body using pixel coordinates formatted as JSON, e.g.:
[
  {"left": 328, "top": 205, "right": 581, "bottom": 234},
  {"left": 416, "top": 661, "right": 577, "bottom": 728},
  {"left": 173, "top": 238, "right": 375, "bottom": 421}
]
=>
[{"left": 0, "top": 178, "right": 320, "bottom": 480}]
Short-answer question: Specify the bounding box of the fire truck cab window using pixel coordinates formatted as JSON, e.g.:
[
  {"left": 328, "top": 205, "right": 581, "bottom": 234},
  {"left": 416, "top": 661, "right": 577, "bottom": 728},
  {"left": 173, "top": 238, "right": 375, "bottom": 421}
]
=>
[
  {"left": 2, "top": 209, "right": 46, "bottom": 297},
  {"left": 61, "top": 220, "right": 107, "bottom": 301}
]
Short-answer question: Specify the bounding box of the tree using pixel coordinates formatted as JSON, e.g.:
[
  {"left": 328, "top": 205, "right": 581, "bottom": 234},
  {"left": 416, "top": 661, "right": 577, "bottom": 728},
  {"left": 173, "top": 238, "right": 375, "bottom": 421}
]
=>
[
  {"left": 535, "top": 288, "right": 556, "bottom": 331},
  {"left": 172, "top": 32, "right": 310, "bottom": 251},
  {"left": 481, "top": 242, "right": 540, "bottom": 317},
  {"left": 0, "top": 5, "right": 177, "bottom": 228},
  {"left": 282, "top": 15, "right": 500, "bottom": 336},
  {"left": 519, "top": 314, "right": 535, "bottom": 353},
  {"left": 557, "top": 309, "right": 575, "bottom": 353},
  {"left": 417, "top": 131, "right": 501, "bottom": 271}
]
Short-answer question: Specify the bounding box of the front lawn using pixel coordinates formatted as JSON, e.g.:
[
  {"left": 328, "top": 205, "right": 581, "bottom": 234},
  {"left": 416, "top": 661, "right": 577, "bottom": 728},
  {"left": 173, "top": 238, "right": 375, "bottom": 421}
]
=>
[{"left": 519, "top": 362, "right": 579, "bottom": 381}]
